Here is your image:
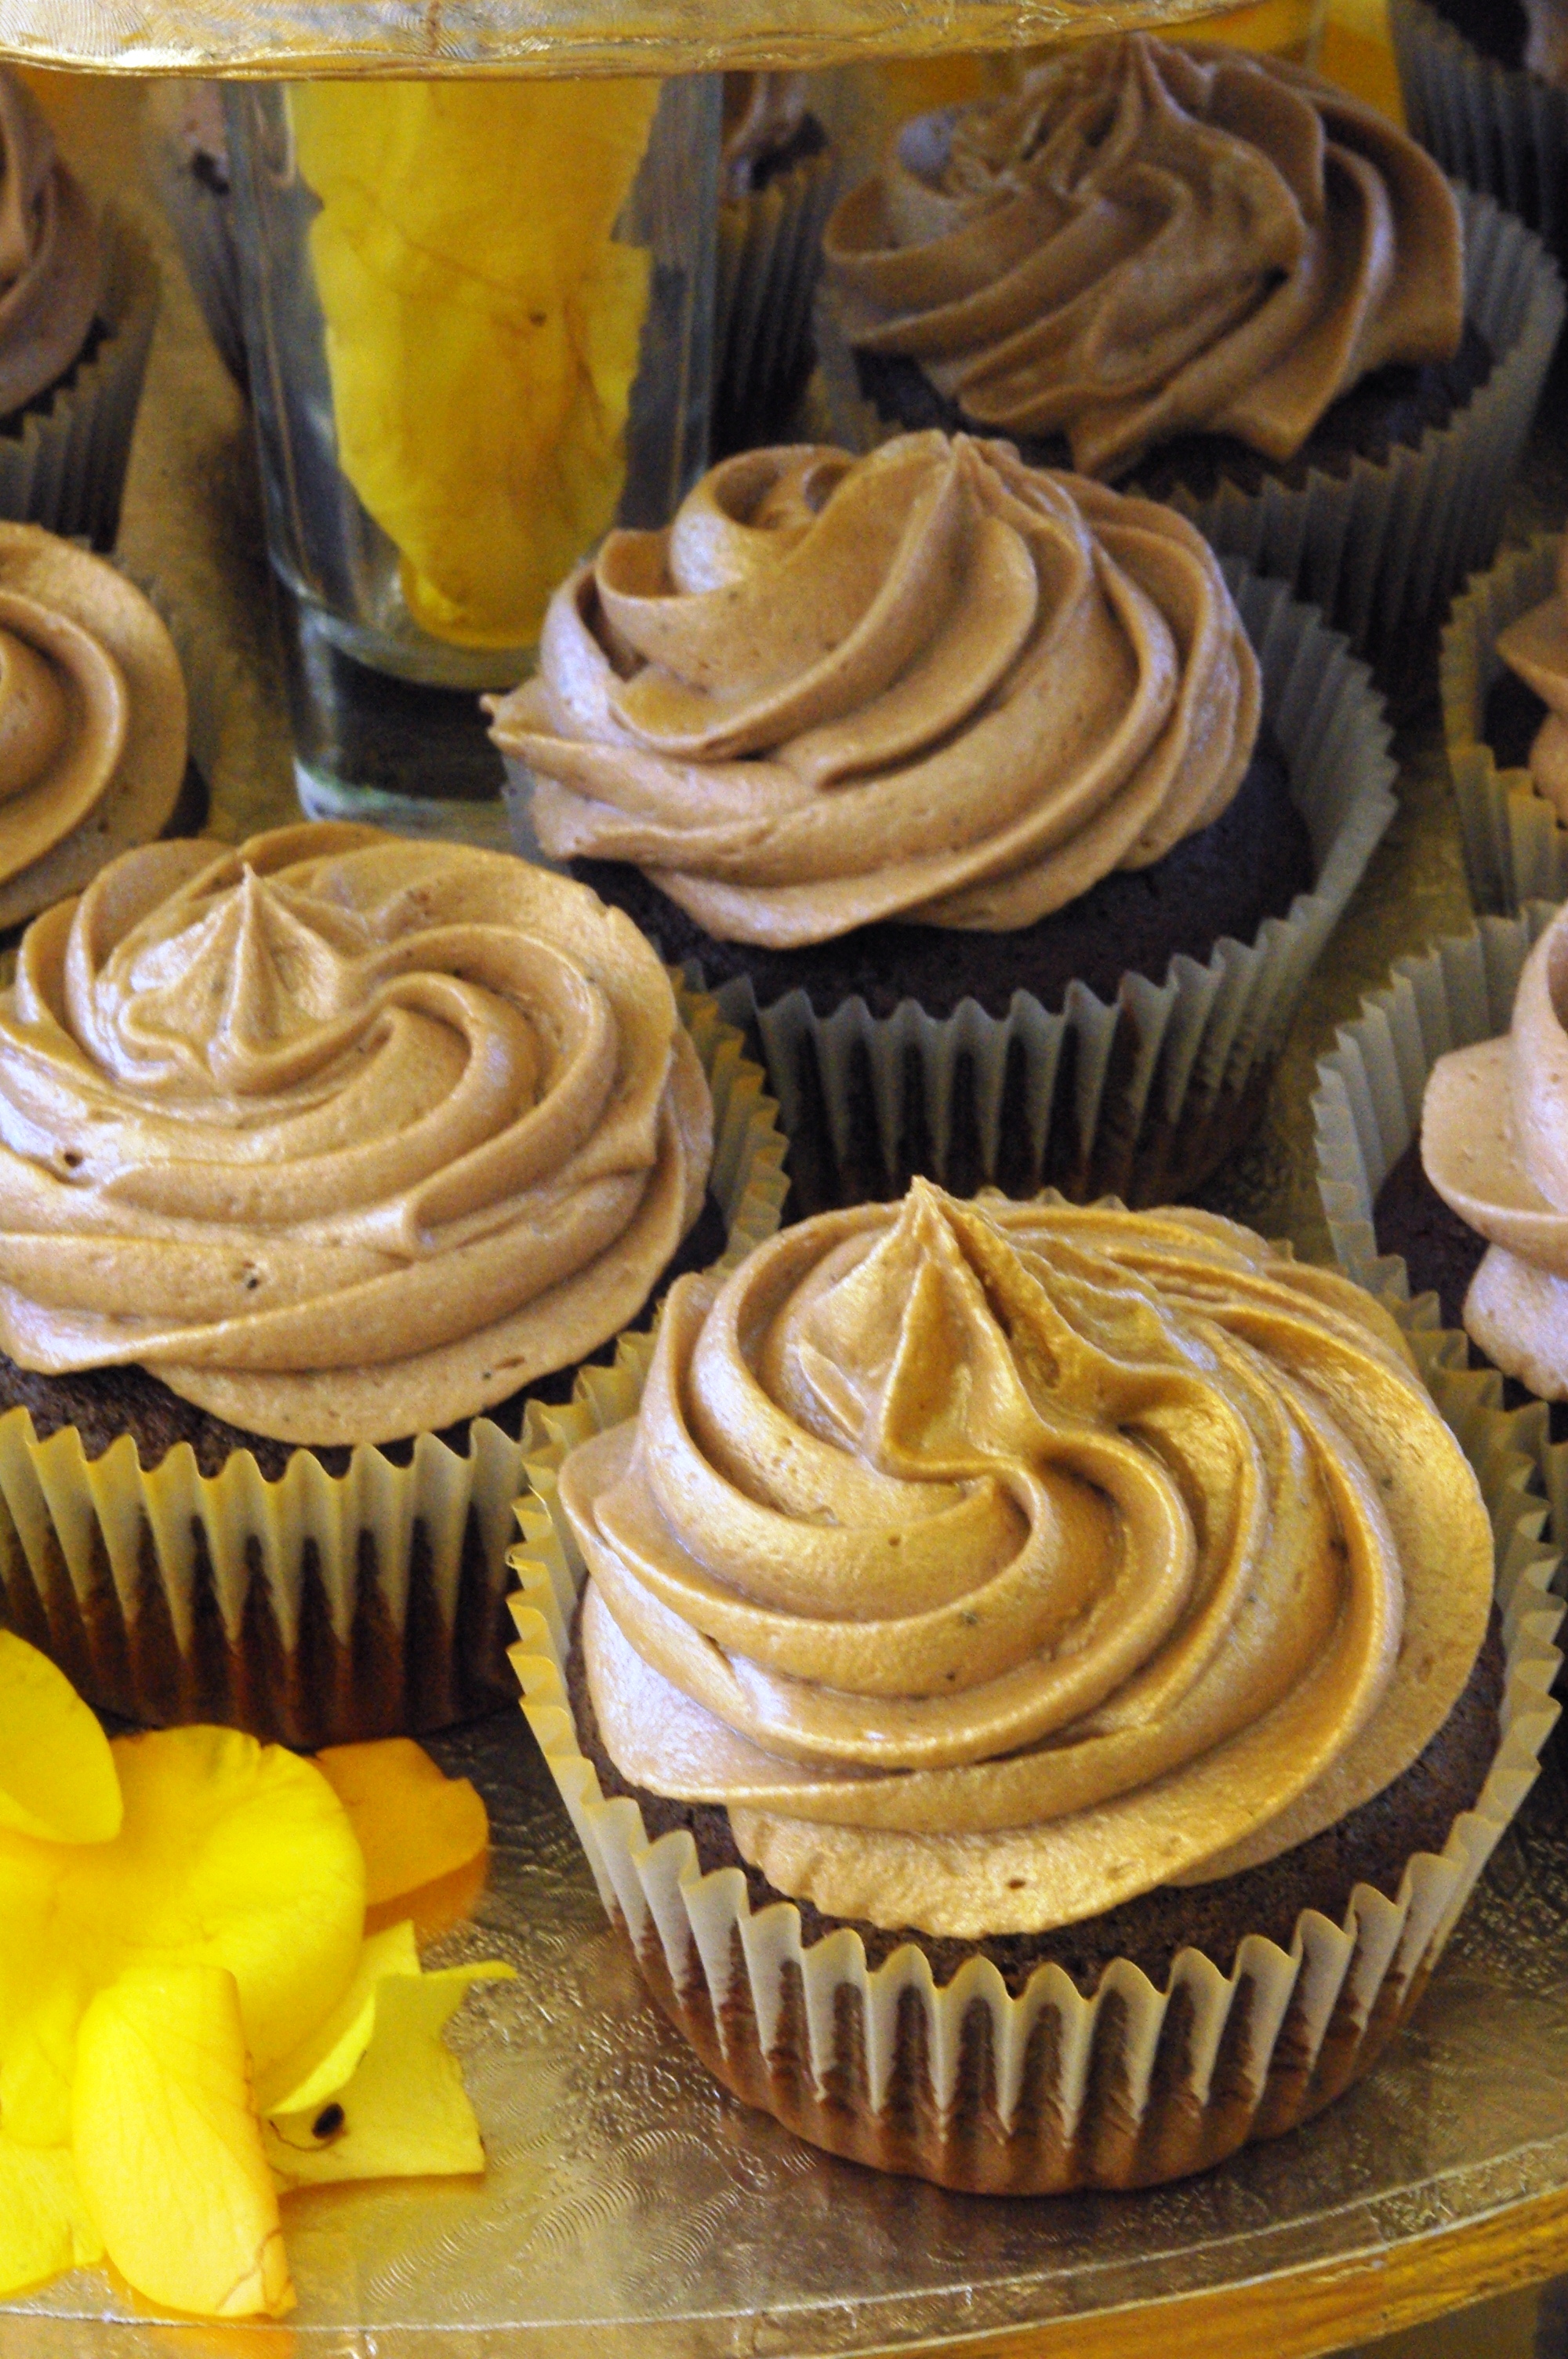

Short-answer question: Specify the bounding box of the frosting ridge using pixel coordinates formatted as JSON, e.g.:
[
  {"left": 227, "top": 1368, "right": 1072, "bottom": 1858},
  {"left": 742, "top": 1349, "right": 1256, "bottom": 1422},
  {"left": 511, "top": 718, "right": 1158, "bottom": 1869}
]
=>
[
  {"left": 822, "top": 35, "right": 1465, "bottom": 482},
  {"left": 564, "top": 1182, "right": 1492, "bottom": 1936},
  {"left": 488, "top": 431, "right": 1261, "bottom": 947},
  {"left": 1494, "top": 538, "right": 1568, "bottom": 817},
  {"left": 0, "top": 71, "right": 99, "bottom": 419},
  {"left": 0, "top": 823, "right": 713, "bottom": 1445}
]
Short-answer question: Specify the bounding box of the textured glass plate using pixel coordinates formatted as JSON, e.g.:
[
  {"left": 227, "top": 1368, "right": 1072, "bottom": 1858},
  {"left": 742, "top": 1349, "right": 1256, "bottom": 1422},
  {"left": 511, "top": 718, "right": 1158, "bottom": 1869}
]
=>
[
  {"left": 0, "top": 0, "right": 1228, "bottom": 78},
  {"left": 5, "top": 1707, "right": 1568, "bottom": 2358}
]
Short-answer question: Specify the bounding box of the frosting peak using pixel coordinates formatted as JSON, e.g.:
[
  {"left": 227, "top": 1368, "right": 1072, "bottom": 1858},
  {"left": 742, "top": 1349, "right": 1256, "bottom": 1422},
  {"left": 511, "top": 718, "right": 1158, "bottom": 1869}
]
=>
[
  {"left": 490, "top": 431, "right": 1261, "bottom": 947},
  {"left": 822, "top": 35, "right": 1464, "bottom": 481},
  {"left": 1424, "top": 901, "right": 1568, "bottom": 1396},
  {"left": 0, "top": 824, "right": 714, "bottom": 1445},
  {"left": 564, "top": 1186, "right": 1491, "bottom": 1937}
]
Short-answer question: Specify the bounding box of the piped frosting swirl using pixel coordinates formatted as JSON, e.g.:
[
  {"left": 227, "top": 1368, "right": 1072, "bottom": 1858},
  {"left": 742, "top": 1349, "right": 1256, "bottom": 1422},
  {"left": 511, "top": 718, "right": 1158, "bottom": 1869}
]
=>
[
  {"left": 0, "top": 823, "right": 713, "bottom": 1446},
  {"left": 1423, "top": 900, "right": 1568, "bottom": 1398},
  {"left": 1494, "top": 539, "right": 1568, "bottom": 819},
  {"left": 823, "top": 35, "right": 1464, "bottom": 482},
  {"left": 564, "top": 1182, "right": 1492, "bottom": 1937},
  {"left": 488, "top": 431, "right": 1261, "bottom": 948},
  {"left": 0, "top": 71, "right": 98, "bottom": 419}
]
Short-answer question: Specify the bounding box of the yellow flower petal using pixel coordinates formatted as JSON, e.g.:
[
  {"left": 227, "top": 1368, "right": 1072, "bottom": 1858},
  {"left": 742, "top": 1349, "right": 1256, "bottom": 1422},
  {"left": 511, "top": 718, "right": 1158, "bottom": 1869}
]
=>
[
  {"left": 0, "top": 1633, "right": 119, "bottom": 1846},
  {"left": 0, "top": 2132, "right": 101, "bottom": 2299},
  {"left": 263, "top": 1963, "right": 510, "bottom": 2189},
  {"left": 314, "top": 1739, "right": 488, "bottom": 1911},
  {"left": 73, "top": 1965, "right": 294, "bottom": 2321},
  {"left": 254, "top": 1921, "right": 419, "bottom": 2119}
]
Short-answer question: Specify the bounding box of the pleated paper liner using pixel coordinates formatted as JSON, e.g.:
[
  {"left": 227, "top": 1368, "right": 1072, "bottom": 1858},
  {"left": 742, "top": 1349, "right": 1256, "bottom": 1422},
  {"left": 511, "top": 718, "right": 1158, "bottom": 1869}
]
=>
[
  {"left": 506, "top": 1264, "right": 1563, "bottom": 2197},
  {"left": 682, "top": 562, "right": 1396, "bottom": 1216},
  {"left": 1313, "top": 898, "right": 1568, "bottom": 1539},
  {"left": 1442, "top": 533, "right": 1566, "bottom": 915},
  {"left": 1391, "top": 0, "right": 1568, "bottom": 265},
  {"left": 713, "top": 138, "right": 840, "bottom": 458},
  {"left": 0, "top": 203, "right": 160, "bottom": 554},
  {"left": 817, "top": 187, "right": 1563, "bottom": 672},
  {"left": 0, "top": 980, "right": 789, "bottom": 1750}
]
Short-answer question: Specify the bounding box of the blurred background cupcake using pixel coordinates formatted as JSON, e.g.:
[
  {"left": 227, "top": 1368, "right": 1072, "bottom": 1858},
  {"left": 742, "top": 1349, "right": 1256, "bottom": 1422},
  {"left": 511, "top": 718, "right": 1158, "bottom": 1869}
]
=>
[
  {"left": 816, "top": 34, "right": 1562, "bottom": 671},
  {"left": 0, "top": 67, "right": 158, "bottom": 551},
  {"left": 0, "top": 823, "right": 786, "bottom": 1749},
  {"left": 1391, "top": 0, "right": 1568, "bottom": 260},
  {"left": 491, "top": 431, "right": 1396, "bottom": 1214},
  {"left": 711, "top": 74, "right": 840, "bottom": 457},
  {"left": 1443, "top": 528, "right": 1568, "bottom": 913},
  {"left": 142, "top": 81, "right": 246, "bottom": 391}
]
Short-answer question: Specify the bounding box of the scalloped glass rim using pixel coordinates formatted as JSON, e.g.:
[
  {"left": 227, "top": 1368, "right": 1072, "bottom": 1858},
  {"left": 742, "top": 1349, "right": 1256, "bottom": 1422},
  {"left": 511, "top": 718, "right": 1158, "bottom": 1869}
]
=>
[{"left": 0, "top": 0, "right": 1232, "bottom": 76}]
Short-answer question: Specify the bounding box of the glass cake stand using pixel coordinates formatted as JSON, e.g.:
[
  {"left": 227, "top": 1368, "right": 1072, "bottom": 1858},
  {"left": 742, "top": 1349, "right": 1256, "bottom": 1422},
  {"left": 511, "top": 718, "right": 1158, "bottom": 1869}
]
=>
[
  {"left": 0, "top": 0, "right": 1236, "bottom": 78},
  {"left": 3, "top": 67, "right": 1568, "bottom": 2359}
]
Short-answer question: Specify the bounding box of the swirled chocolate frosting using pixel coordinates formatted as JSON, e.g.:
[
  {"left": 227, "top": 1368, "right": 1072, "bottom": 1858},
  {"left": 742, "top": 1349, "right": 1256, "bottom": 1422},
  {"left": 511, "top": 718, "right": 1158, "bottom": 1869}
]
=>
[
  {"left": 564, "top": 1182, "right": 1493, "bottom": 1937},
  {"left": 488, "top": 431, "right": 1261, "bottom": 949},
  {"left": 0, "top": 823, "right": 713, "bottom": 1447},
  {"left": 1424, "top": 900, "right": 1568, "bottom": 1398},
  {"left": 1494, "top": 540, "right": 1568, "bottom": 818},
  {"left": 0, "top": 71, "right": 98, "bottom": 419},
  {"left": 823, "top": 35, "right": 1464, "bottom": 482}
]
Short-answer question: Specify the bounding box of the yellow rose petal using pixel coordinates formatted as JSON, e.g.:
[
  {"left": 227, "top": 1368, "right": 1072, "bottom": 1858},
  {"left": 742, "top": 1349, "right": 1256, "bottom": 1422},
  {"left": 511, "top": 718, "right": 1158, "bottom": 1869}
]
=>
[
  {"left": 0, "top": 1633, "right": 120, "bottom": 1846},
  {"left": 73, "top": 1965, "right": 294, "bottom": 2321},
  {"left": 255, "top": 1920, "right": 419, "bottom": 2119},
  {"left": 314, "top": 1739, "right": 489, "bottom": 1911},
  {"left": 0, "top": 2132, "right": 101, "bottom": 2299}
]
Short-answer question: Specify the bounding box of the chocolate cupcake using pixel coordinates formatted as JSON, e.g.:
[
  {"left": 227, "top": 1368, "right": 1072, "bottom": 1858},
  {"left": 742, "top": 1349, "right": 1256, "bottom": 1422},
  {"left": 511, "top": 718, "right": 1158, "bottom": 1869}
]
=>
[
  {"left": 1443, "top": 533, "right": 1568, "bottom": 914},
  {"left": 817, "top": 36, "right": 1563, "bottom": 661},
  {"left": 1392, "top": 0, "right": 1568, "bottom": 261},
  {"left": 713, "top": 75, "right": 839, "bottom": 458},
  {"left": 0, "top": 71, "right": 158, "bottom": 551},
  {"left": 0, "top": 523, "right": 188, "bottom": 930},
  {"left": 489, "top": 431, "right": 1396, "bottom": 1212},
  {"left": 510, "top": 1181, "right": 1560, "bottom": 2194},
  {"left": 0, "top": 821, "right": 788, "bottom": 1748}
]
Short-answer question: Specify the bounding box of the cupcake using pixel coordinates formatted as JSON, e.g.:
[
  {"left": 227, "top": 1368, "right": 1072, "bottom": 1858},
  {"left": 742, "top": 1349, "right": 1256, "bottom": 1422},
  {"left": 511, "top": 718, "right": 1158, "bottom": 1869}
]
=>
[
  {"left": 489, "top": 430, "right": 1396, "bottom": 1212},
  {"left": 818, "top": 35, "right": 1563, "bottom": 661},
  {"left": 510, "top": 1180, "right": 1560, "bottom": 2194},
  {"left": 0, "top": 820, "right": 787, "bottom": 1748},
  {"left": 0, "top": 71, "right": 158, "bottom": 551},
  {"left": 1443, "top": 533, "right": 1568, "bottom": 915},
  {"left": 1391, "top": 0, "right": 1568, "bottom": 261},
  {"left": 143, "top": 82, "right": 246, "bottom": 391},
  {"left": 712, "top": 75, "right": 839, "bottom": 459},
  {"left": 0, "top": 523, "right": 188, "bottom": 932}
]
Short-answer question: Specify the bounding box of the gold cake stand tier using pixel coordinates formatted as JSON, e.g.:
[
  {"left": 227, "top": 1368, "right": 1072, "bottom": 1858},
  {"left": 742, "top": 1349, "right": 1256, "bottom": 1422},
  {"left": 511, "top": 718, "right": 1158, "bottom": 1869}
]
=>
[
  {"left": 0, "top": 0, "right": 1231, "bottom": 78},
  {"left": 2, "top": 76, "right": 1568, "bottom": 2359}
]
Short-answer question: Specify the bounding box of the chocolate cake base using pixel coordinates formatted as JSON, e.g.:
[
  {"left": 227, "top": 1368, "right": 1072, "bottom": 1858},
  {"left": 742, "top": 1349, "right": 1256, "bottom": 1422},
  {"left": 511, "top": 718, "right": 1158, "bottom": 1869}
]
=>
[
  {"left": 568, "top": 1608, "right": 1504, "bottom": 2000},
  {"left": 1373, "top": 1137, "right": 1568, "bottom": 1439},
  {"left": 851, "top": 316, "right": 1497, "bottom": 508},
  {"left": 571, "top": 725, "right": 1305, "bottom": 1024},
  {"left": 0, "top": 1190, "right": 728, "bottom": 1748}
]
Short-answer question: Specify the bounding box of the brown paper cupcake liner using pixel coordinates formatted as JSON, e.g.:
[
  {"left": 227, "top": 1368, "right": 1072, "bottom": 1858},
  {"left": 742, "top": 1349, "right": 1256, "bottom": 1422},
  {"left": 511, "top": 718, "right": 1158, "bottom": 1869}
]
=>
[
  {"left": 1391, "top": 0, "right": 1568, "bottom": 263},
  {"left": 1441, "top": 533, "right": 1565, "bottom": 914},
  {"left": 817, "top": 187, "right": 1563, "bottom": 667},
  {"left": 683, "top": 563, "right": 1396, "bottom": 1212},
  {"left": 0, "top": 204, "right": 160, "bottom": 554},
  {"left": 0, "top": 980, "right": 789, "bottom": 1749},
  {"left": 507, "top": 1263, "right": 1562, "bottom": 2196},
  {"left": 713, "top": 139, "right": 840, "bottom": 457}
]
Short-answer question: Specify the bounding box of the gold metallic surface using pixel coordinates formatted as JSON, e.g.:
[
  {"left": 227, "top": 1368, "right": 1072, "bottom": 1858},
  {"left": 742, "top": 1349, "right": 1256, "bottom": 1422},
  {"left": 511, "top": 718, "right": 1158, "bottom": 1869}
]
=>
[{"left": 5, "top": 78, "right": 1568, "bottom": 2359}]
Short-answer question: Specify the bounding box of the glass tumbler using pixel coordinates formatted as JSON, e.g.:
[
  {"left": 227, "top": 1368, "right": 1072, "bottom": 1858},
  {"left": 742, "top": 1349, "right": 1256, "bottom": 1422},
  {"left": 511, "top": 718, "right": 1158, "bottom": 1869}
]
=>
[{"left": 226, "top": 74, "right": 719, "bottom": 842}]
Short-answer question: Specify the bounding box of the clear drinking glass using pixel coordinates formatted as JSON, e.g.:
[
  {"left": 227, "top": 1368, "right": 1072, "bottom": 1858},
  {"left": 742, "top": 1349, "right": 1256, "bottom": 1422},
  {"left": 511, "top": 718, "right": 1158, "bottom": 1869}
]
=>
[{"left": 225, "top": 73, "right": 719, "bottom": 840}]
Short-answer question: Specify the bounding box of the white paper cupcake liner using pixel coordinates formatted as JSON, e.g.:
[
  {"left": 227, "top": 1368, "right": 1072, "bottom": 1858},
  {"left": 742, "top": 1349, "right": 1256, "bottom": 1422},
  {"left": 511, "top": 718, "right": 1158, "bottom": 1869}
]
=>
[
  {"left": 1442, "top": 533, "right": 1565, "bottom": 914},
  {"left": 0, "top": 203, "right": 160, "bottom": 554},
  {"left": 1391, "top": 0, "right": 1568, "bottom": 261},
  {"left": 507, "top": 1267, "right": 1563, "bottom": 2196},
  {"left": 817, "top": 187, "right": 1563, "bottom": 667},
  {"left": 713, "top": 138, "right": 840, "bottom": 457},
  {"left": 0, "top": 980, "right": 789, "bottom": 1750},
  {"left": 1313, "top": 902, "right": 1568, "bottom": 1517},
  {"left": 674, "top": 563, "right": 1395, "bottom": 1214}
]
